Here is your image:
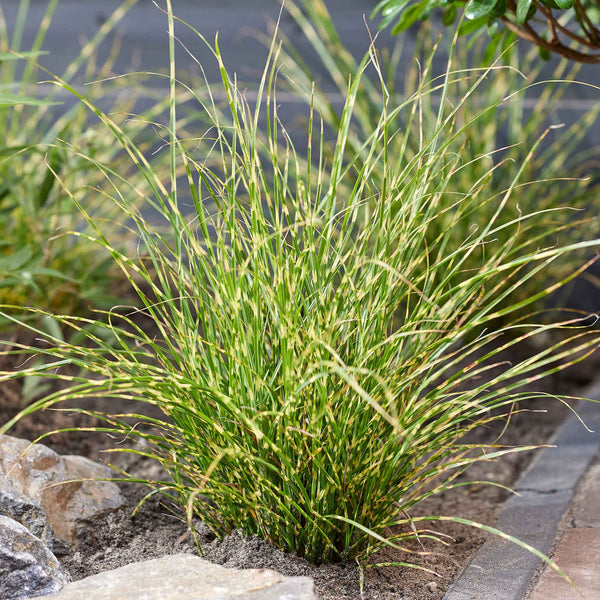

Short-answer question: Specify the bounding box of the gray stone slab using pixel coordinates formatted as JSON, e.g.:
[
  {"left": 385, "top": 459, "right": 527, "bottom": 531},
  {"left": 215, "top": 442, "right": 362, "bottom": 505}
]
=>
[
  {"left": 513, "top": 445, "right": 598, "bottom": 494},
  {"left": 444, "top": 387, "right": 600, "bottom": 600},
  {"left": 494, "top": 489, "right": 574, "bottom": 545},
  {"left": 443, "top": 539, "right": 538, "bottom": 600},
  {"left": 443, "top": 490, "right": 573, "bottom": 600},
  {"left": 35, "top": 554, "right": 315, "bottom": 600}
]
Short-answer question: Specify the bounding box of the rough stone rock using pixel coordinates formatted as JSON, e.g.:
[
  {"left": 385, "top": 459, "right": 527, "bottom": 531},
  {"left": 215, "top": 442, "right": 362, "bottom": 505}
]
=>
[
  {"left": 0, "top": 474, "right": 52, "bottom": 549},
  {"left": 0, "top": 515, "right": 68, "bottom": 600},
  {"left": 0, "top": 435, "right": 125, "bottom": 550},
  {"left": 37, "top": 554, "right": 315, "bottom": 600}
]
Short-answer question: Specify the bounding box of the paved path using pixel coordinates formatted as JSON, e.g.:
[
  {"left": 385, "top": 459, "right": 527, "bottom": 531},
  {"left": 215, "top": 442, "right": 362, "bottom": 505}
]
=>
[
  {"left": 4, "top": 0, "right": 596, "bottom": 179},
  {"left": 2, "top": 0, "right": 400, "bottom": 84},
  {"left": 528, "top": 453, "right": 600, "bottom": 599}
]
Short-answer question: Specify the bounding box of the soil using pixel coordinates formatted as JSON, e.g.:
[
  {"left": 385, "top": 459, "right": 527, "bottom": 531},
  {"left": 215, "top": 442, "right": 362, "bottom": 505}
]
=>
[{"left": 1, "top": 329, "right": 599, "bottom": 600}]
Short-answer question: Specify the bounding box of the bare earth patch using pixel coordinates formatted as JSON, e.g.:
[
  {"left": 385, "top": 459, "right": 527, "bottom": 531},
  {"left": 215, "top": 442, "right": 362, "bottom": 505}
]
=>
[{"left": 2, "top": 335, "right": 598, "bottom": 600}]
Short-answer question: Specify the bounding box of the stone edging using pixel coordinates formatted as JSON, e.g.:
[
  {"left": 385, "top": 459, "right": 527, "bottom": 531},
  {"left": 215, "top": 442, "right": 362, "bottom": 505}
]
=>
[{"left": 443, "top": 380, "right": 600, "bottom": 600}]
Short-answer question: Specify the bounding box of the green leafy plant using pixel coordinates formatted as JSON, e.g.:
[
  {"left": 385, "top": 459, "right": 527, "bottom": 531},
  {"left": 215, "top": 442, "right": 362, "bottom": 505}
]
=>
[
  {"left": 1, "top": 4, "right": 599, "bottom": 577},
  {"left": 372, "top": 0, "right": 600, "bottom": 63}
]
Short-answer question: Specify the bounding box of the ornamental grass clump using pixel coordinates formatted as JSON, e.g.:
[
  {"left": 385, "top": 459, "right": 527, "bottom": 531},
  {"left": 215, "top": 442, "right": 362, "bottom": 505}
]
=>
[
  {"left": 2, "top": 4, "right": 599, "bottom": 569},
  {"left": 277, "top": 0, "right": 600, "bottom": 320}
]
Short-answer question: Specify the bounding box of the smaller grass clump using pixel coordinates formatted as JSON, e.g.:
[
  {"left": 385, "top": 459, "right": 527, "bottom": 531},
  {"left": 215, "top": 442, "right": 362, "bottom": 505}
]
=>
[
  {"left": 277, "top": 0, "right": 600, "bottom": 320},
  {"left": 2, "top": 4, "right": 599, "bottom": 571},
  {"left": 0, "top": 0, "right": 180, "bottom": 328}
]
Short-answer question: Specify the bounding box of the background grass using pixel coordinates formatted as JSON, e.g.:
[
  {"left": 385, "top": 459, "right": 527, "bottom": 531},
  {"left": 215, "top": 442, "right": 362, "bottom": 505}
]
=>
[
  {"left": 275, "top": 0, "right": 600, "bottom": 323},
  {"left": 0, "top": 0, "right": 181, "bottom": 331}
]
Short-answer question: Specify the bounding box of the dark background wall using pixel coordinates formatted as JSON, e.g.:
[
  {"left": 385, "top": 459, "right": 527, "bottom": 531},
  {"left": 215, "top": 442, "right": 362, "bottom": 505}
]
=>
[{"left": 3, "top": 1, "right": 597, "bottom": 88}]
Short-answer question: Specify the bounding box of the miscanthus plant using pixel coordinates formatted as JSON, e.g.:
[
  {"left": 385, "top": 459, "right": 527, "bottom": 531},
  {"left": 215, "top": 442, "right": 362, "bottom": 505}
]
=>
[
  {"left": 1, "top": 4, "right": 599, "bottom": 570},
  {"left": 278, "top": 0, "right": 600, "bottom": 319}
]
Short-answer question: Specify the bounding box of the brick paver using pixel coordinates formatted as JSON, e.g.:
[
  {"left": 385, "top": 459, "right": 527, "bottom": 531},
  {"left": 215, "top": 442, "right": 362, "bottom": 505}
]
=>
[
  {"left": 571, "top": 462, "right": 600, "bottom": 528},
  {"left": 528, "top": 528, "right": 600, "bottom": 600}
]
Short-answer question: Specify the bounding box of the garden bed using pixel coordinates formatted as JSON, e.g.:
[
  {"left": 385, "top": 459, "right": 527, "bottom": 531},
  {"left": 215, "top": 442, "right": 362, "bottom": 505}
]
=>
[
  {"left": 1, "top": 3, "right": 598, "bottom": 599},
  {"left": 2, "top": 338, "right": 597, "bottom": 600}
]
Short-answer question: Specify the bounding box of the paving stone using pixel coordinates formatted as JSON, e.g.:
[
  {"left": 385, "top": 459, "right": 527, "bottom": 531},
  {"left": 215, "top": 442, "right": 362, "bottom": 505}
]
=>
[
  {"left": 444, "top": 489, "right": 574, "bottom": 600},
  {"left": 0, "top": 515, "right": 68, "bottom": 600},
  {"left": 0, "top": 435, "right": 126, "bottom": 550},
  {"left": 36, "top": 554, "right": 315, "bottom": 600},
  {"left": 514, "top": 445, "right": 598, "bottom": 494},
  {"left": 528, "top": 528, "right": 600, "bottom": 600},
  {"left": 571, "top": 462, "right": 600, "bottom": 528},
  {"left": 514, "top": 401, "right": 600, "bottom": 495},
  {"left": 494, "top": 489, "right": 574, "bottom": 547}
]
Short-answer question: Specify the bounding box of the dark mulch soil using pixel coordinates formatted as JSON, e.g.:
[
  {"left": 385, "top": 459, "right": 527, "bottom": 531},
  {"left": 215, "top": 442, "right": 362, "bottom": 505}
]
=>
[{"left": 1, "top": 327, "right": 598, "bottom": 599}]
